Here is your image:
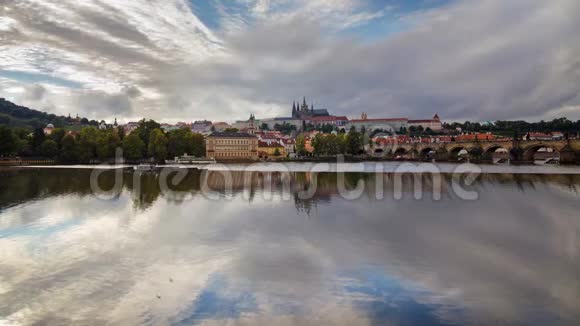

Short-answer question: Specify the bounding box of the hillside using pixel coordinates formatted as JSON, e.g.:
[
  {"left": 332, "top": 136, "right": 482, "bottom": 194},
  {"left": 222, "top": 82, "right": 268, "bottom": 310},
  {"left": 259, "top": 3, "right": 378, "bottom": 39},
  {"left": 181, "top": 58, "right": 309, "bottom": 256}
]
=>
[{"left": 0, "top": 98, "right": 87, "bottom": 130}]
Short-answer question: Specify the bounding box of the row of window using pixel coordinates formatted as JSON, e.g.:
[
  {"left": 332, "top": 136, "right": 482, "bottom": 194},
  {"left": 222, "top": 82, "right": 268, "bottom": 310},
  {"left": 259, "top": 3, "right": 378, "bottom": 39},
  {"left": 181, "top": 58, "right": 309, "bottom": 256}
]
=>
[
  {"left": 209, "top": 139, "right": 256, "bottom": 145},
  {"left": 212, "top": 146, "right": 255, "bottom": 151},
  {"left": 213, "top": 152, "right": 256, "bottom": 157}
]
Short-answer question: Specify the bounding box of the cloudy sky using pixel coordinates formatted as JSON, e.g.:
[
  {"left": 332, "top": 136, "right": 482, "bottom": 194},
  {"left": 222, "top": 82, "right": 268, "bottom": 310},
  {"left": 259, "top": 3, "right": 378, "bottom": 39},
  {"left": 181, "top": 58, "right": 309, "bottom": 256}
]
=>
[{"left": 1, "top": 0, "right": 580, "bottom": 123}]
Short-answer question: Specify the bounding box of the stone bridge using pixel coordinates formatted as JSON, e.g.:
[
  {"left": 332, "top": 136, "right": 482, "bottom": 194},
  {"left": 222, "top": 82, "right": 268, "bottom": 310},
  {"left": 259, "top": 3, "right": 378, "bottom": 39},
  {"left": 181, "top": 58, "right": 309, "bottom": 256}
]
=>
[{"left": 369, "top": 139, "right": 580, "bottom": 163}]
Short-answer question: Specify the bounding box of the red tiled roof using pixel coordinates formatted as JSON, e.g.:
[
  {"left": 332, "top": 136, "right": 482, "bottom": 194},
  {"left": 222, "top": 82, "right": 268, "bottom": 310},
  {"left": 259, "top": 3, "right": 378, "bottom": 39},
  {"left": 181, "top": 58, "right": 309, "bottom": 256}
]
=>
[
  {"left": 258, "top": 141, "right": 283, "bottom": 147},
  {"left": 259, "top": 134, "right": 280, "bottom": 139}
]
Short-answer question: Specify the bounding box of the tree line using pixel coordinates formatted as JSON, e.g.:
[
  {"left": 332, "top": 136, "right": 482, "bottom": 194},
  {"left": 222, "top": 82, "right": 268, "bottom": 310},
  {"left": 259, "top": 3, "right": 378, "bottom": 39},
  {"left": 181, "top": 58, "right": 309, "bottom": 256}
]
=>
[
  {"left": 444, "top": 117, "right": 580, "bottom": 135},
  {"left": 295, "top": 128, "right": 369, "bottom": 157},
  {"left": 0, "top": 119, "right": 205, "bottom": 163}
]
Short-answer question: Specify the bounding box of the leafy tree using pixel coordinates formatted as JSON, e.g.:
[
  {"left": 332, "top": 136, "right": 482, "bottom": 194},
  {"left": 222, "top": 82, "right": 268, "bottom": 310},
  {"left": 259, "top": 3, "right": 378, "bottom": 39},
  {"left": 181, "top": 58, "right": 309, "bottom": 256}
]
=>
[
  {"left": 0, "top": 126, "right": 18, "bottom": 156},
  {"left": 60, "top": 135, "right": 79, "bottom": 163},
  {"left": 49, "top": 128, "right": 66, "bottom": 145},
  {"left": 0, "top": 115, "right": 11, "bottom": 125},
  {"left": 311, "top": 133, "right": 345, "bottom": 156},
  {"left": 296, "top": 134, "right": 307, "bottom": 156},
  {"left": 190, "top": 133, "right": 205, "bottom": 157},
  {"left": 346, "top": 128, "right": 362, "bottom": 155},
  {"left": 147, "top": 128, "right": 168, "bottom": 161},
  {"left": 166, "top": 129, "right": 204, "bottom": 158},
  {"left": 326, "top": 134, "right": 343, "bottom": 156},
  {"left": 273, "top": 147, "right": 281, "bottom": 156},
  {"left": 96, "top": 129, "right": 120, "bottom": 160},
  {"left": 167, "top": 128, "right": 192, "bottom": 158},
  {"left": 39, "top": 139, "right": 59, "bottom": 158},
  {"left": 135, "top": 119, "right": 161, "bottom": 147},
  {"left": 31, "top": 127, "right": 46, "bottom": 153},
  {"left": 274, "top": 123, "right": 296, "bottom": 135},
  {"left": 122, "top": 133, "right": 145, "bottom": 161},
  {"left": 224, "top": 128, "right": 239, "bottom": 133},
  {"left": 260, "top": 123, "right": 269, "bottom": 131},
  {"left": 117, "top": 127, "right": 126, "bottom": 141},
  {"left": 78, "top": 127, "right": 99, "bottom": 162},
  {"left": 312, "top": 133, "right": 325, "bottom": 156}
]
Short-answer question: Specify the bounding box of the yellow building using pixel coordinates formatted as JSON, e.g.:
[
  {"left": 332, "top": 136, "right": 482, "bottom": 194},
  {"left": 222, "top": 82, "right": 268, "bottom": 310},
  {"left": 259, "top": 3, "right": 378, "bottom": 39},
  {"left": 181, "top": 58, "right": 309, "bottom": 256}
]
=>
[
  {"left": 206, "top": 132, "right": 259, "bottom": 160},
  {"left": 258, "top": 141, "right": 286, "bottom": 159}
]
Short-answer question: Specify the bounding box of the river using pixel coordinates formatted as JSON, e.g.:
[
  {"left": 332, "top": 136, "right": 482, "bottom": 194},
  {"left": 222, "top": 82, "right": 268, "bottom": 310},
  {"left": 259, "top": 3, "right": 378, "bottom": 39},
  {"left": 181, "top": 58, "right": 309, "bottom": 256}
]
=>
[{"left": 0, "top": 166, "right": 579, "bottom": 325}]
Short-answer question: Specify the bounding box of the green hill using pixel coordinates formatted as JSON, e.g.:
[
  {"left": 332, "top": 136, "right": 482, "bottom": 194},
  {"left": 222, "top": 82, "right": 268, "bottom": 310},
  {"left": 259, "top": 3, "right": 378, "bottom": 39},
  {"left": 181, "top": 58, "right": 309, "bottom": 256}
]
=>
[{"left": 0, "top": 98, "right": 89, "bottom": 130}]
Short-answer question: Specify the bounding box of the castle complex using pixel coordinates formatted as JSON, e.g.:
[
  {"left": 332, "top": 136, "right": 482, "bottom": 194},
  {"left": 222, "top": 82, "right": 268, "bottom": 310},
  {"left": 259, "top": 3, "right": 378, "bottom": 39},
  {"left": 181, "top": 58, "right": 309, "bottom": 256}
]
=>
[
  {"left": 291, "top": 97, "right": 330, "bottom": 119},
  {"left": 230, "top": 97, "right": 442, "bottom": 135}
]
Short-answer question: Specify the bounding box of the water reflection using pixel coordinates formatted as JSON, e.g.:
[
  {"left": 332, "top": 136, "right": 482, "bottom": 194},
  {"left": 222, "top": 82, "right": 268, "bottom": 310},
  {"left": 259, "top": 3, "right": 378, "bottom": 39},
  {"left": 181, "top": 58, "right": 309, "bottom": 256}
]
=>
[{"left": 0, "top": 168, "right": 579, "bottom": 325}]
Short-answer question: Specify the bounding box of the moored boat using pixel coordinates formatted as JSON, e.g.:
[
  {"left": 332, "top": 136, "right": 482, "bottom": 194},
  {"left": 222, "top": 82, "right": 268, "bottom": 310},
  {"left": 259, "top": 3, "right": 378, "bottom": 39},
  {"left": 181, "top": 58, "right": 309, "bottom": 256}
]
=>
[{"left": 165, "top": 154, "right": 216, "bottom": 165}]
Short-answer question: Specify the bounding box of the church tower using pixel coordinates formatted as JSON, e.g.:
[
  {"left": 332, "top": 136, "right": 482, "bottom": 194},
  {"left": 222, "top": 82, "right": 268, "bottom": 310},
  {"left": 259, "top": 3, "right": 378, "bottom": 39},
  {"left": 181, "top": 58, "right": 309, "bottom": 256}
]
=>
[
  {"left": 301, "top": 96, "right": 309, "bottom": 113},
  {"left": 248, "top": 114, "right": 256, "bottom": 135}
]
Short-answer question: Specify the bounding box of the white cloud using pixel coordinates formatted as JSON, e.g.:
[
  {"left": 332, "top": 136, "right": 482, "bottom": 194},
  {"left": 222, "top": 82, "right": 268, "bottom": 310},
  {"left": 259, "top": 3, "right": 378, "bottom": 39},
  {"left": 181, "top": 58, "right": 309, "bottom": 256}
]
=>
[{"left": 1, "top": 0, "right": 579, "bottom": 123}]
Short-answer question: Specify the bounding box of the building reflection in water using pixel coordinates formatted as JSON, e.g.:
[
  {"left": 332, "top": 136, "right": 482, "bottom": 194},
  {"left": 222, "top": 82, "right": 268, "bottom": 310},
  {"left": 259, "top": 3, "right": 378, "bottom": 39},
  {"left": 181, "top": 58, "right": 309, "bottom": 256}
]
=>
[{"left": 0, "top": 168, "right": 579, "bottom": 325}]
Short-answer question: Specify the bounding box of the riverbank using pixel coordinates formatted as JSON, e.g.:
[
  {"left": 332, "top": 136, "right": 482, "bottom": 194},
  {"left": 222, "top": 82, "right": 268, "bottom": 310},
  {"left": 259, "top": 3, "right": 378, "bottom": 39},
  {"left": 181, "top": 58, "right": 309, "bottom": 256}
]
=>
[{"left": 5, "top": 161, "right": 580, "bottom": 175}]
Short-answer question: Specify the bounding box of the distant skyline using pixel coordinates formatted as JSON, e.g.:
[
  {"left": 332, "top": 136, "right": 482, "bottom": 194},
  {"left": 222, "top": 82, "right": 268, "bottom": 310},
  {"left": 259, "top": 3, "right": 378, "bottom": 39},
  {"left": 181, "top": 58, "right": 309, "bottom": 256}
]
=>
[{"left": 1, "top": 0, "right": 579, "bottom": 123}]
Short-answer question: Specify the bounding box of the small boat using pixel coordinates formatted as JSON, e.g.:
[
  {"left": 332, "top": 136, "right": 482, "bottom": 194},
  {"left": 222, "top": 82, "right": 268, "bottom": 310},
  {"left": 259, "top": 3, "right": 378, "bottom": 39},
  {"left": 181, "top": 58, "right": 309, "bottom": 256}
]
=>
[
  {"left": 165, "top": 154, "right": 216, "bottom": 165},
  {"left": 134, "top": 163, "right": 154, "bottom": 171}
]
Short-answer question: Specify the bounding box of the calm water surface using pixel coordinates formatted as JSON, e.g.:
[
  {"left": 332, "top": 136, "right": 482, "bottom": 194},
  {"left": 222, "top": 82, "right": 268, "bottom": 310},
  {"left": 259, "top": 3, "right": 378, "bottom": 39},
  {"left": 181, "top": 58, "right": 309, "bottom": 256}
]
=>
[{"left": 1, "top": 167, "right": 579, "bottom": 325}]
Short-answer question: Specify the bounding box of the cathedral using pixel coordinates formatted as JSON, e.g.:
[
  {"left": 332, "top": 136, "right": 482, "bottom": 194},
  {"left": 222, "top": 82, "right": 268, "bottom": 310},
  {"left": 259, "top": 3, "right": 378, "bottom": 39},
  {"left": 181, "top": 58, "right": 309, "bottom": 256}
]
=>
[{"left": 291, "top": 97, "right": 330, "bottom": 119}]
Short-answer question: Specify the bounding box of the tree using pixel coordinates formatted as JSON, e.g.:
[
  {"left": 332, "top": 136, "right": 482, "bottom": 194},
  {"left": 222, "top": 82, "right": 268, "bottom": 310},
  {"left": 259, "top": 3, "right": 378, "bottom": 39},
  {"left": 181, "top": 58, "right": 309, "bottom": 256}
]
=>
[
  {"left": 31, "top": 127, "right": 46, "bottom": 153},
  {"left": 346, "top": 128, "right": 362, "bottom": 155},
  {"left": 0, "top": 126, "right": 17, "bottom": 156},
  {"left": 273, "top": 147, "right": 281, "bottom": 156},
  {"left": 49, "top": 128, "right": 66, "bottom": 145},
  {"left": 166, "top": 129, "right": 204, "bottom": 158},
  {"left": 135, "top": 119, "right": 161, "bottom": 147},
  {"left": 78, "top": 127, "right": 99, "bottom": 162},
  {"left": 167, "top": 128, "right": 192, "bottom": 158},
  {"left": 60, "top": 135, "right": 79, "bottom": 163},
  {"left": 39, "top": 139, "right": 59, "bottom": 158},
  {"left": 96, "top": 129, "right": 120, "bottom": 160},
  {"left": 147, "top": 128, "right": 168, "bottom": 161},
  {"left": 296, "top": 134, "right": 307, "bottom": 156},
  {"left": 326, "top": 134, "right": 342, "bottom": 156},
  {"left": 260, "top": 123, "right": 269, "bottom": 131},
  {"left": 122, "top": 133, "right": 145, "bottom": 161},
  {"left": 312, "top": 133, "right": 325, "bottom": 156},
  {"left": 224, "top": 128, "right": 239, "bottom": 133},
  {"left": 117, "top": 127, "right": 126, "bottom": 141},
  {"left": 190, "top": 133, "right": 205, "bottom": 157}
]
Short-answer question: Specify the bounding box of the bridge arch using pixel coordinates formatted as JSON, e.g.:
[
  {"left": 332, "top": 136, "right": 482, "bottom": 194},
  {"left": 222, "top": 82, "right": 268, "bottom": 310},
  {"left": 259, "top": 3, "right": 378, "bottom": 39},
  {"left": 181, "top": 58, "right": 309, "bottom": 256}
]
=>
[
  {"left": 482, "top": 144, "right": 509, "bottom": 160},
  {"left": 448, "top": 146, "right": 467, "bottom": 158},
  {"left": 419, "top": 147, "right": 436, "bottom": 158},
  {"left": 483, "top": 144, "right": 508, "bottom": 155},
  {"left": 394, "top": 147, "right": 408, "bottom": 156},
  {"left": 522, "top": 144, "right": 560, "bottom": 161}
]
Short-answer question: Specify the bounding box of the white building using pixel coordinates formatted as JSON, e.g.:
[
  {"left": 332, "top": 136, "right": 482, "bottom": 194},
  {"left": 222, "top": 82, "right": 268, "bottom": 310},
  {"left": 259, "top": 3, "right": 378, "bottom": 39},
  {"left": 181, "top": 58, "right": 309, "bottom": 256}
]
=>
[{"left": 408, "top": 114, "right": 443, "bottom": 131}]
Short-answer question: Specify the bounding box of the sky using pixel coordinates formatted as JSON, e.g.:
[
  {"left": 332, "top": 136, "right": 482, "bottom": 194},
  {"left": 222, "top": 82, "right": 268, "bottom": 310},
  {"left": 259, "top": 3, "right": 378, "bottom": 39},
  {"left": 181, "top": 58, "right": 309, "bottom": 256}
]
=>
[{"left": 1, "top": 0, "right": 579, "bottom": 123}]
